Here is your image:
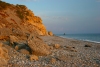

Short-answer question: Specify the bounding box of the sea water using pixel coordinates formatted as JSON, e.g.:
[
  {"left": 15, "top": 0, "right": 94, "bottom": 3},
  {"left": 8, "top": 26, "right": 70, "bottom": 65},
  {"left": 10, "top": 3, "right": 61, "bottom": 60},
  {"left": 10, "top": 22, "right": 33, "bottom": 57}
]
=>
[{"left": 56, "top": 34, "right": 100, "bottom": 43}]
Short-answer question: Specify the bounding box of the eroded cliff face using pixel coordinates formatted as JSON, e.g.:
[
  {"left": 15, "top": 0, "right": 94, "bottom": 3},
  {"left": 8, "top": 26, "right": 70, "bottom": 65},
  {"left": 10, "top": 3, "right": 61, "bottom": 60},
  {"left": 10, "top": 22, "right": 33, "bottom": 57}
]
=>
[
  {"left": 0, "top": 1, "right": 48, "bottom": 36},
  {"left": 0, "top": 1, "right": 51, "bottom": 62}
]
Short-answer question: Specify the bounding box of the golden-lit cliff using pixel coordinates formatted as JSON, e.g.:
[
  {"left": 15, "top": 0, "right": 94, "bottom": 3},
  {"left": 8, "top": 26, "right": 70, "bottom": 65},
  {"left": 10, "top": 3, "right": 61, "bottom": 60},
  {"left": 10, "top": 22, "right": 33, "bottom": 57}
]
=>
[
  {"left": 0, "top": 1, "right": 51, "bottom": 66},
  {"left": 0, "top": 1, "right": 48, "bottom": 36}
]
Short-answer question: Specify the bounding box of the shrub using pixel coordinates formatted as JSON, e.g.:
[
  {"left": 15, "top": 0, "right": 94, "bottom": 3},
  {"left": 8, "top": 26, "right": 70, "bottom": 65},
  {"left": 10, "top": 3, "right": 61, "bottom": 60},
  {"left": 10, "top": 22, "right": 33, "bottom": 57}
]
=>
[
  {"left": 0, "top": 1, "right": 11, "bottom": 10},
  {"left": 16, "top": 10, "right": 24, "bottom": 19}
]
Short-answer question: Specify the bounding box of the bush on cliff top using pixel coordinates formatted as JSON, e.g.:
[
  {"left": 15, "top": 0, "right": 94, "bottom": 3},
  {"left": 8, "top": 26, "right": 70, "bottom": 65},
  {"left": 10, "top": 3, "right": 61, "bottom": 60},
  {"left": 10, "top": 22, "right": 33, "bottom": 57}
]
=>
[
  {"left": 15, "top": 4, "right": 30, "bottom": 20},
  {"left": 0, "top": 1, "right": 11, "bottom": 10}
]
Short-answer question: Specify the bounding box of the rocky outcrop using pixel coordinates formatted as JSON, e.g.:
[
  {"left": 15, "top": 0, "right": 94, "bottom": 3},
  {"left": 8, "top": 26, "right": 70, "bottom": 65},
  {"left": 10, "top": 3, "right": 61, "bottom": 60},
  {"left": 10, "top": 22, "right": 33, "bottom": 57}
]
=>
[
  {"left": 0, "top": 1, "right": 48, "bottom": 36},
  {"left": 48, "top": 31, "right": 53, "bottom": 36},
  {"left": 0, "top": 1, "right": 51, "bottom": 65},
  {"left": 0, "top": 43, "right": 9, "bottom": 66},
  {"left": 28, "top": 36, "right": 51, "bottom": 56}
]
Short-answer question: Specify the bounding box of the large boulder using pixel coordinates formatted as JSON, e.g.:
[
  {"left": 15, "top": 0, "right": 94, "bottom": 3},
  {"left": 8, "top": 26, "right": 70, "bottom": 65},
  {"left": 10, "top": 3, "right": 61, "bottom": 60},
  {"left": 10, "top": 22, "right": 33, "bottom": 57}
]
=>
[
  {"left": 28, "top": 36, "right": 51, "bottom": 56},
  {"left": 48, "top": 31, "right": 53, "bottom": 36}
]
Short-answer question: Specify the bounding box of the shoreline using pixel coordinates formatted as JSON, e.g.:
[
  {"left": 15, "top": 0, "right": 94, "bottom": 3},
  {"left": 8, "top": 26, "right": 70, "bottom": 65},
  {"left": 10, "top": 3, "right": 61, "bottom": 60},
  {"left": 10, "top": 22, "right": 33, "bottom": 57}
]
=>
[
  {"left": 0, "top": 35, "right": 100, "bottom": 67},
  {"left": 55, "top": 35, "right": 100, "bottom": 44},
  {"left": 40, "top": 35, "right": 100, "bottom": 67}
]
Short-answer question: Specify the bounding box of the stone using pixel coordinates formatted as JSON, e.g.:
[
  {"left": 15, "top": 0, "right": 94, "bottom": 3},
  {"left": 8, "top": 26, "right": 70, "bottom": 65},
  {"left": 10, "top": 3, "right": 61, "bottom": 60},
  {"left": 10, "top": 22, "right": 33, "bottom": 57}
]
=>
[
  {"left": 15, "top": 44, "right": 26, "bottom": 50},
  {"left": 54, "top": 44, "right": 60, "bottom": 49},
  {"left": 15, "top": 45, "right": 19, "bottom": 50},
  {"left": 30, "top": 55, "right": 38, "bottom": 61},
  {"left": 65, "top": 46, "right": 77, "bottom": 52},
  {"left": 57, "top": 55, "right": 69, "bottom": 62},
  {"left": 48, "top": 31, "right": 53, "bottom": 36},
  {"left": 84, "top": 44, "right": 92, "bottom": 47},
  {"left": 28, "top": 36, "right": 51, "bottom": 56},
  {"left": 9, "top": 35, "right": 19, "bottom": 45},
  {"left": 19, "top": 49, "right": 30, "bottom": 55},
  {"left": 50, "top": 58, "right": 56, "bottom": 64},
  {"left": 15, "top": 43, "right": 32, "bottom": 54}
]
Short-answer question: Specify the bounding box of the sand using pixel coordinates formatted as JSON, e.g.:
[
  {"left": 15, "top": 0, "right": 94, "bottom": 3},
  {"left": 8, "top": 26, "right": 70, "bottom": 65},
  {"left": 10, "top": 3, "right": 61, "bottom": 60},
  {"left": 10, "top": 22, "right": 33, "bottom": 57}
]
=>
[{"left": 2, "top": 35, "right": 100, "bottom": 67}]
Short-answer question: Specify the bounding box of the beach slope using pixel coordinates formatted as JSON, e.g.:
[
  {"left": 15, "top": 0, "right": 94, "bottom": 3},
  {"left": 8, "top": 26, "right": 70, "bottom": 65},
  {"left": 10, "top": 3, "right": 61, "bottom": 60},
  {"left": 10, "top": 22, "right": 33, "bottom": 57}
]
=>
[{"left": 40, "top": 35, "right": 100, "bottom": 67}]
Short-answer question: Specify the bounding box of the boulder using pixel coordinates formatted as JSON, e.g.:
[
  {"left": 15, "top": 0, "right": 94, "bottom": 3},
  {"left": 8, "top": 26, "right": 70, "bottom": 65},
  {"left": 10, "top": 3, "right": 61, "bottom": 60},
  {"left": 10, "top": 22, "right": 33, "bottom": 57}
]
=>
[
  {"left": 19, "top": 49, "right": 30, "bottom": 55},
  {"left": 54, "top": 44, "right": 60, "bottom": 49},
  {"left": 48, "top": 31, "right": 53, "bottom": 36},
  {"left": 28, "top": 36, "right": 51, "bottom": 56},
  {"left": 84, "top": 44, "right": 92, "bottom": 47},
  {"left": 30, "top": 55, "right": 38, "bottom": 61},
  {"left": 15, "top": 43, "right": 32, "bottom": 54}
]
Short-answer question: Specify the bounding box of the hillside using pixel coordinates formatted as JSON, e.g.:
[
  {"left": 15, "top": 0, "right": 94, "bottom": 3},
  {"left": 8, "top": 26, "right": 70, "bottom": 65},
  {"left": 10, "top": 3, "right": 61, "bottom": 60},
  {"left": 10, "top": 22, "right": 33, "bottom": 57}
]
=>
[
  {"left": 0, "top": 1, "right": 48, "bottom": 36},
  {"left": 0, "top": 1, "right": 51, "bottom": 66},
  {"left": 0, "top": 1, "right": 100, "bottom": 67}
]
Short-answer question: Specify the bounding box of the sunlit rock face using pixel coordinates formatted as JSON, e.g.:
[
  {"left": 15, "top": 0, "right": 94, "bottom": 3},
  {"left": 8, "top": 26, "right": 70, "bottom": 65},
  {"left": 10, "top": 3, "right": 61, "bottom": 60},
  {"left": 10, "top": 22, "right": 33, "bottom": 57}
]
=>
[
  {"left": 0, "top": 0, "right": 51, "bottom": 59},
  {"left": 0, "top": 1, "right": 48, "bottom": 36}
]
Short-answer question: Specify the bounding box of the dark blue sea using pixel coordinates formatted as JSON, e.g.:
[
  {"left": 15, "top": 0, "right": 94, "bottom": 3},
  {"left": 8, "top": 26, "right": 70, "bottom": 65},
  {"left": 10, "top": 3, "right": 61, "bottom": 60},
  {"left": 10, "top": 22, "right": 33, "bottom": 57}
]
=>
[{"left": 56, "top": 34, "right": 100, "bottom": 43}]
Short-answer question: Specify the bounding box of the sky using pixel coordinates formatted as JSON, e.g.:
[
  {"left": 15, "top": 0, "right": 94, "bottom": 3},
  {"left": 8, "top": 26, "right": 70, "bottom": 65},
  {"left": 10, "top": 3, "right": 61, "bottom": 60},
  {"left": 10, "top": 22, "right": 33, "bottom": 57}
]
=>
[{"left": 3, "top": 0, "right": 100, "bottom": 34}]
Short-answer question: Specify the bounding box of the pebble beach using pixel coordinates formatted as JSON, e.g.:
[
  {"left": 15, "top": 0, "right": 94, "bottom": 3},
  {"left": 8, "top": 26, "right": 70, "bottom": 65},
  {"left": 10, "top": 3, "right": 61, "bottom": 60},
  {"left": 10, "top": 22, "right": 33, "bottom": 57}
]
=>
[{"left": 3, "top": 35, "right": 100, "bottom": 67}]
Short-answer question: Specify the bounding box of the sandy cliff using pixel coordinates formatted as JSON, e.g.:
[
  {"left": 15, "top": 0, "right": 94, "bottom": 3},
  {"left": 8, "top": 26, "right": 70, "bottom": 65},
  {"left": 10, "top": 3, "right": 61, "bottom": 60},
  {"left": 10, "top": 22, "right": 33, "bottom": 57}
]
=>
[
  {"left": 0, "top": 1, "right": 48, "bottom": 36},
  {"left": 0, "top": 1, "right": 51, "bottom": 66}
]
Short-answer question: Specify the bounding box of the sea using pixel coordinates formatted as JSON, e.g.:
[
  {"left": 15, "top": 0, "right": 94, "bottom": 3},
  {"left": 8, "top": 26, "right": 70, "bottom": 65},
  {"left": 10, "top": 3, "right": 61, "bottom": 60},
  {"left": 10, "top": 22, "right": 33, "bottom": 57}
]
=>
[{"left": 56, "top": 34, "right": 100, "bottom": 43}]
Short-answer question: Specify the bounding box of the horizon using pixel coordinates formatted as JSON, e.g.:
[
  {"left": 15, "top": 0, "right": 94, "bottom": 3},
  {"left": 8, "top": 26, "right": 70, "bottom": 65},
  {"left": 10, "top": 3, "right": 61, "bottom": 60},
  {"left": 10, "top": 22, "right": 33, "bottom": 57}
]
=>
[{"left": 3, "top": 0, "right": 100, "bottom": 34}]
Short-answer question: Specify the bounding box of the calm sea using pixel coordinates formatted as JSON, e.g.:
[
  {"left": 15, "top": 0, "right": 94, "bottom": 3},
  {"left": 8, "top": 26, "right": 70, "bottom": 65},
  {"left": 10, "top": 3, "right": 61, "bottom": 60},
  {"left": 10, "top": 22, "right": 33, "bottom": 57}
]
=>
[{"left": 56, "top": 34, "right": 100, "bottom": 43}]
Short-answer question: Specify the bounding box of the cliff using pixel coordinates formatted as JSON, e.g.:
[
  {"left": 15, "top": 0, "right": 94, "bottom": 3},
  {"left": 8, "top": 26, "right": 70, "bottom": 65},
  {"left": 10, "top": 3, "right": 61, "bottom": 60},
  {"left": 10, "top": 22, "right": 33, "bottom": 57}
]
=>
[
  {"left": 0, "top": 1, "right": 48, "bottom": 36},
  {"left": 0, "top": 1, "right": 51, "bottom": 66}
]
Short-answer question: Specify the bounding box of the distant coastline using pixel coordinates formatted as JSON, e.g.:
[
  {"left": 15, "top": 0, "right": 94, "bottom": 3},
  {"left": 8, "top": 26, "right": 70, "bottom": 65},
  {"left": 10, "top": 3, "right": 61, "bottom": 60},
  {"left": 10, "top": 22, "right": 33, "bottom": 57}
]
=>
[{"left": 56, "top": 33, "right": 100, "bottom": 44}]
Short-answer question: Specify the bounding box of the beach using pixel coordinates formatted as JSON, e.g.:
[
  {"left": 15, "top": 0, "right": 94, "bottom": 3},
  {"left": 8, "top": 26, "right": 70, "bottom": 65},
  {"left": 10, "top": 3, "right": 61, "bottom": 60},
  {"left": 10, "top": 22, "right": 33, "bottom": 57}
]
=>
[
  {"left": 0, "top": 35, "right": 100, "bottom": 67},
  {"left": 0, "top": 1, "right": 100, "bottom": 67},
  {"left": 39, "top": 35, "right": 100, "bottom": 67}
]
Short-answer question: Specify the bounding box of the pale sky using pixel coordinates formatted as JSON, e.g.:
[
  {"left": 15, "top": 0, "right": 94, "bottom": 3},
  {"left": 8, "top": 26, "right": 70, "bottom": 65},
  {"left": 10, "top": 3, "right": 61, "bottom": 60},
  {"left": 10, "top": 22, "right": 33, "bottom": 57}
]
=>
[{"left": 3, "top": 0, "right": 100, "bottom": 34}]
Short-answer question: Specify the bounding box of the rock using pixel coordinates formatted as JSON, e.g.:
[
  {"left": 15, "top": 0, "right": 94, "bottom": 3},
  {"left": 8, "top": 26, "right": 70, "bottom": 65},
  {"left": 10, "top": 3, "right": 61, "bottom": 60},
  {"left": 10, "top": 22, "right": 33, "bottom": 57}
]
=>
[
  {"left": 19, "top": 49, "right": 30, "bottom": 55},
  {"left": 0, "top": 35, "right": 9, "bottom": 40},
  {"left": 57, "top": 55, "right": 69, "bottom": 62},
  {"left": 15, "top": 45, "right": 19, "bottom": 50},
  {"left": 84, "top": 44, "right": 92, "bottom": 47},
  {"left": 70, "top": 48, "right": 77, "bottom": 52},
  {"left": 65, "top": 46, "right": 77, "bottom": 52},
  {"left": 50, "top": 58, "right": 56, "bottom": 64},
  {"left": 15, "top": 43, "right": 32, "bottom": 54},
  {"left": 49, "top": 46, "right": 53, "bottom": 50},
  {"left": 0, "top": 43, "right": 9, "bottom": 65},
  {"left": 9, "top": 35, "right": 19, "bottom": 45},
  {"left": 54, "top": 44, "right": 60, "bottom": 49},
  {"left": 30, "top": 55, "right": 38, "bottom": 61},
  {"left": 48, "top": 31, "right": 53, "bottom": 36},
  {"left": 15, "top": 44, "right": 26, "bottom": 50},
  {"left": 28, "top": 36, "right": 51, "bottom": 56}
]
